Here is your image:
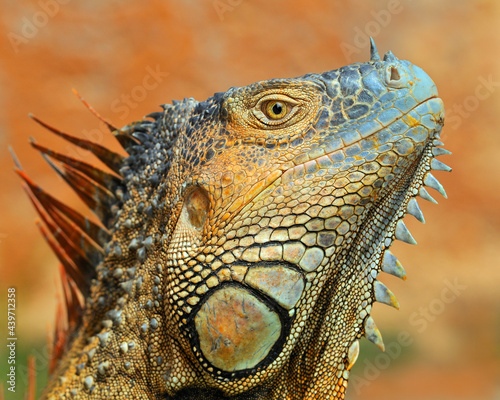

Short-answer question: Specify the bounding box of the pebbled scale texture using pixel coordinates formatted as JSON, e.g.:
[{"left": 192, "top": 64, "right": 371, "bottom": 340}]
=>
[{"left": 15, "top": 39, "right": 450, "bottom": 399}]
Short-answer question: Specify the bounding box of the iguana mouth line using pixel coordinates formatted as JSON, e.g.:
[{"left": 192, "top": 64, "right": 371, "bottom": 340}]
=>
[
  {"left": 276, "top": 99, "right": 443, "bottom": 196},
  {"left": 323, "top": 113, "right": 445, "bottom": 315},
  {"left": 220, "top": 96, "right": 444, "bottom": 234},
  {"left": 342, "top": 95, "right": 442, "bottom": 147},
  {"left": 285, "top": 96, "right": 443, "bottom": 172}
]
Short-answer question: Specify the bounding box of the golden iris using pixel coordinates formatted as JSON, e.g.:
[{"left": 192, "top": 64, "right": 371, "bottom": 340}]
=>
[{"left": 264, "top": 100, "right": 288, "bottom": 120}]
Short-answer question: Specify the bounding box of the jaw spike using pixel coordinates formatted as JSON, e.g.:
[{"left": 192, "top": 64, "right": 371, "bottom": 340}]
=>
[
  {"left": 381, "top": 250, "right": 407, "bottom": 280},
  {"left": 364, "top": 316, "right": 385, "bottom": 351},
  {"left": 374, "top": 280, "right": 400, "bottom": 309},
  {"left": 369, "top": 37, "right": 381, "bottom": 61},
  {"left": 406, "top": 198, "right": 425, "bottom": 223},
  {"left": 419, "top": 187, "right": 438, "bottom": 204},
  {"left": 424, "top": 173, "right": 447, "bottom": 198},
  {"left": 395, "top": 220, "right": 417, "bottom": 245},
  {"left": 347, "top": 340, "right": 360, "bottom": 370},
  {"left": 432, "top": 147, "right": 452, "bottom": 157},
  {"left": 431, "top": 158, "right": 452, "bottom": 172}
]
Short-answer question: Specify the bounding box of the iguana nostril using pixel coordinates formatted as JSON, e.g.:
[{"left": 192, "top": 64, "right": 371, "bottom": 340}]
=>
[
  {"left": 385, "top": 64, "right": 405, "bottom": 88},
  {"left": 185, "top": 187, "right": 209, "bottom": 230},
  {"left": 390, "top": 66, "right": 400, "bottom": 81}
]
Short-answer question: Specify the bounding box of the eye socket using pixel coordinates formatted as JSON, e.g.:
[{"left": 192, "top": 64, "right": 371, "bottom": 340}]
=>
[{"left": 264, "top": 100, "right": 288, "bottom": 120}]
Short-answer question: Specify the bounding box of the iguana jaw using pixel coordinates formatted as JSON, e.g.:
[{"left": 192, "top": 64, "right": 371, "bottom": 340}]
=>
[
  {"left": 255, "top": 86, "right": 445, "bottom": 398},
  {"left": 293, "top": 98, "right": 448, "bottom": 399}
]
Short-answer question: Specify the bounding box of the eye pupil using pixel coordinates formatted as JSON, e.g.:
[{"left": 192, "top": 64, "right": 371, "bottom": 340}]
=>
[{"left": 272, "top": 103, "right": 283, "bottom": 115}]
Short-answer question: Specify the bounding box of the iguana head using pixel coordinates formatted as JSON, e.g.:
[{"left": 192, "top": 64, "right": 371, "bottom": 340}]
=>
[{"left": 20, "top": 40, "right": 448, "bottom": 399}]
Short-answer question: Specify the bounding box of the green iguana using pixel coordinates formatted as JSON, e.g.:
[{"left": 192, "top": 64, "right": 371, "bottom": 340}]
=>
[{"left": 15, "top": 39, "right": 449, "bottom": 399}]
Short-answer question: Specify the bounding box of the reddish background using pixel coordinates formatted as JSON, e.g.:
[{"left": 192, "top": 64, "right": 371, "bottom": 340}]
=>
[{"left": 0, "top": 1, "right": 499, "bottom": 399}]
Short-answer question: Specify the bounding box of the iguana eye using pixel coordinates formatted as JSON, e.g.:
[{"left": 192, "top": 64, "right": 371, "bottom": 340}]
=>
[
  {"left": 264, "top": 100, "right": 288, "bottom": 119},
  {"left": 252, "top": 94, "right": 300, "bottom": 126}
]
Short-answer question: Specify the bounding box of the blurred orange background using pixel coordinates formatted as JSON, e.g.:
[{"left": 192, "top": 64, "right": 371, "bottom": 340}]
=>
[{"left": 0, "top": 1, "right": 499, "bottom": 399}]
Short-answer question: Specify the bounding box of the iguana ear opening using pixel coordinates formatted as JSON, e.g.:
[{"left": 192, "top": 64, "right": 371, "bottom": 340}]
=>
[{"left": 185, "top": 186, "right": 210, "bottom": 231}]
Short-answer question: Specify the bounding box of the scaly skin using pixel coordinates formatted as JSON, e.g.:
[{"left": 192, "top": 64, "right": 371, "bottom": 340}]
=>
[{"left": 22, "top": 42, "right": 449, "bottom": 399}]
